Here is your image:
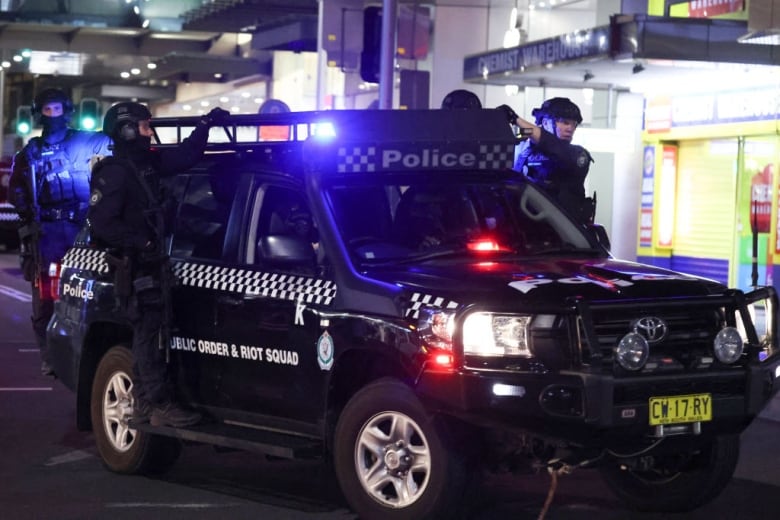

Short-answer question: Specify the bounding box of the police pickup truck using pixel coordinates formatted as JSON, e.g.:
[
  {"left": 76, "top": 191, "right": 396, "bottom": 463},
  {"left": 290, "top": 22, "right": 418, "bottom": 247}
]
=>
[{"left": 48, "top": 109, "right": 780, "bottom": 519}]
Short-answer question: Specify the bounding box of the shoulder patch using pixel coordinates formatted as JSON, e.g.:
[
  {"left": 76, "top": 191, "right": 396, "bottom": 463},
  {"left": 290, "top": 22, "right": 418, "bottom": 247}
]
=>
[{"left": 576, "top": 147, "right": 593, "bottom": 169}]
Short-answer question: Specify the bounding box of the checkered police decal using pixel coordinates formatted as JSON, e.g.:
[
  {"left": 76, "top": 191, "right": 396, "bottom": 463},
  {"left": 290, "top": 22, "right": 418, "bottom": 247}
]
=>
[
  {"left": 405, "top": 292, "right": 459, "bottom": 319},
  {"left": 338, "top": 146, "right": 376, "bottom": 173},
  {"left": 61, "top": 248, "right": 111, "bottom": 274},
  {"left": 0, "top": 203, "right": 20, "bottom": 222},
  {"left": 173, "top": 263, "right": 337, "bottom": 305},
  {"left": 59, "top": 248, "right": 337, "bottom": 306},
  {"left": 478, "top": 143, "right": 515, "bottom": 170}
]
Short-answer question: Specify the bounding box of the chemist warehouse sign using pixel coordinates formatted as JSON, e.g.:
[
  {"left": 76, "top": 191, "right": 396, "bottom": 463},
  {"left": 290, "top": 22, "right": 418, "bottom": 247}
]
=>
[
  {"left": 463, "top": 25, "right": 611, "bottom": 80},
  {"left": 645, "top": 88, "right": 780, "bottom": 133}
]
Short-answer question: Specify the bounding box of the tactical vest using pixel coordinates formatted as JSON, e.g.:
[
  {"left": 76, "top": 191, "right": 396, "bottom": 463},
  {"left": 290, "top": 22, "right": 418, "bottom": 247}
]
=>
[{"left": 27, "top": 131, "right": 90, "bottom": 208}]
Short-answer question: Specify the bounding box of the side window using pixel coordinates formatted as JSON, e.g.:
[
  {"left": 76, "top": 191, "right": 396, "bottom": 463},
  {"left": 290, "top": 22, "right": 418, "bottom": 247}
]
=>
[
  {"left": 171, "top": 175, "right": 234, "bottom": 260},
  {"left": 251, "top": 185, "right": 317, "bottom": 273}
]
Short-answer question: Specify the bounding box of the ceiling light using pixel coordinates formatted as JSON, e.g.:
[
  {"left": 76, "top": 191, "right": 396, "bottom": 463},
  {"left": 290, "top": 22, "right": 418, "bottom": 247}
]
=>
[
  {"left": 230, "top": 106, "right": 240, "bottom": 113},
  {"left": 147, "top": 62, "right": 157, "bottom": 70},
  {"left": 21, "top": 49, "right": 31, "bottom": 58},
  {"left": 200, "top": 100, "right": 210, "bottom": 107},
  {"left": 120, "top": 71, "right": 130, "bottom": 78},
  {"left": 2, "top": 61, "right": 10, "bottom": 68},
  {"left": 241, "top": 91, "right": 251, "bottom": 98},
  {"left": 130, "top": 68, "right": 141, "bottom": 75},
  {"left": 12, "top": 55, "right": 21, "bottom": 62},
  {"left": 219, "top": 96, "right": 229, "bottom": 103},
  {"left": 182, "top": 104, "right": 192, "bottom": 111},
  {"left": 213, "top": 72, "right": 222, "bottom": 79}
]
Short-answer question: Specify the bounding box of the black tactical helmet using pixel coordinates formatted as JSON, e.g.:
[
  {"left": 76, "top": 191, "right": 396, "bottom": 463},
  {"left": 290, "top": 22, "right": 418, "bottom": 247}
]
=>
[
  {"left": 32, "top": 88, "right": 74, "bottom": 115},
  {"left": 441, "top": 89, "right": 482, "bottom": 110},
  {"left": 102, "top": 101, "right": 152, "bottom": 141},
  {"left": 531, "top": 97, "right": 582, "bottom": 125}
]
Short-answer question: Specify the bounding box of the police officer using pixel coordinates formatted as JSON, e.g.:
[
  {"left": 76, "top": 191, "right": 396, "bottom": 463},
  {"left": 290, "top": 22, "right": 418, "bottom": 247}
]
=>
[
  {"left": 88, "top": 101, "right": 228, "bottom": 427},
  {"left": 9, "top": 87, "right": 112, "bottom": 376},
  {"left": 499, "top": 98, "right": 595, "bottom": 224},
  {"left": 441, "top": 89, "right": 482, "bottom": 110}
]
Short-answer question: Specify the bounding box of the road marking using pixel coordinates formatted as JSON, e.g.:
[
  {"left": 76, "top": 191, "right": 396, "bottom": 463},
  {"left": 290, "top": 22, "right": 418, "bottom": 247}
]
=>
[
  {"left": 0, "top": 284, "right": 32, "bottom": 302},
  {"left": 0, "top": 387, "right": 53, "bottom": 391},
  {"left": 105, "top": 503, "right": 242, "bottom": 509},
  {"left": 44, "top": 450, "right": 94, "bottom": 466}
]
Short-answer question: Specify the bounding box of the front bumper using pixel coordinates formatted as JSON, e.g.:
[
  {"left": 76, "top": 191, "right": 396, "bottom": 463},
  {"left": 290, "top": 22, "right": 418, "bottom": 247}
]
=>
[{"left": 416, "top": 354, "right": 780, "bottom": 444}]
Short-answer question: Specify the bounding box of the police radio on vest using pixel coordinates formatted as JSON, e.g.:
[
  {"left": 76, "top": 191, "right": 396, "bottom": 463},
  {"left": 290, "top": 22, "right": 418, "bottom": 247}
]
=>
[{"left": 382, "top": 148, "right": 476, "bottom": 169}]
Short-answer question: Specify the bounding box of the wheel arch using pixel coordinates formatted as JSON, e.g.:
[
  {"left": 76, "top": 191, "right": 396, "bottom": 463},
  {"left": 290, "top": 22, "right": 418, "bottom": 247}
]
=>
[{"left": 325, "top": 348, "right": 411, "bottom": 450}]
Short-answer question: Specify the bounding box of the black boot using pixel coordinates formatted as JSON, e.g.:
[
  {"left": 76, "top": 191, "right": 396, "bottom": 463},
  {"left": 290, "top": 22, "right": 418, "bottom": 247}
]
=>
[{"left": 150, "top": 401, "right": 201, "bottom": 428}]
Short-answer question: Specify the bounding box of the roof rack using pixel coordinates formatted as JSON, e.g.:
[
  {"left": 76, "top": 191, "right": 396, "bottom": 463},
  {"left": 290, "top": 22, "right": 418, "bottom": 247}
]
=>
[{"left": 151, "top": 111, "right": 333, "bottom": 152}]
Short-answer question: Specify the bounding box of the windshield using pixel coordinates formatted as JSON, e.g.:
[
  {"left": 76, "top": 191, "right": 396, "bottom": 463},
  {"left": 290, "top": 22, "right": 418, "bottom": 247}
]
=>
[{"left": 324, "top": 173, "right": 604, "bottom": 265}]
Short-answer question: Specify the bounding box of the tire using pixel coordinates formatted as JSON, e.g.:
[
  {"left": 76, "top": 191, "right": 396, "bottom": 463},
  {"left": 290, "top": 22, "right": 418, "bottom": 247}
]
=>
[
  {"left": 90, "top": 345, "right": 181, "bottom": 475},
  {"left": 600, "top": 434, "right": 739, "bottom": 513},
  {"left": 333, "top": 378, "right": 471, "bottom": 520}
]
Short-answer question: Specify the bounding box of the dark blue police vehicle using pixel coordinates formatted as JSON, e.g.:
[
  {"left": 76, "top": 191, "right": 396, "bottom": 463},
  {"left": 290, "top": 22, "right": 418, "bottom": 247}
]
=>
[{"left": 48, "top": 109, "right": 780, "bottom": 519}]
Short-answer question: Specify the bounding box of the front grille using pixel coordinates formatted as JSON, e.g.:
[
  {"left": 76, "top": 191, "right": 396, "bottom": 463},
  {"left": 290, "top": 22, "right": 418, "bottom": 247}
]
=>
[
  {"left": 614, "top": 374, "right": 746, "bottom": 404},
  {"left": 576, "top": 297, "right": 735, "bottom": 376}
]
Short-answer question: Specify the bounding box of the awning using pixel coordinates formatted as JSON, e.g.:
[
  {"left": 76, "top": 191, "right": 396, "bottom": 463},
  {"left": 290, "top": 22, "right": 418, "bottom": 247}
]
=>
[{"left": 463, "top": 14, "right": 780, "bottom": 92}]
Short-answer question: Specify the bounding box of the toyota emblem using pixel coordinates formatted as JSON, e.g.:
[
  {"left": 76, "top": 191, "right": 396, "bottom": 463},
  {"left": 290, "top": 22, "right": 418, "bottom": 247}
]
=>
[{"left": 631, "top": 317, "right": 668, "bottom": 344}]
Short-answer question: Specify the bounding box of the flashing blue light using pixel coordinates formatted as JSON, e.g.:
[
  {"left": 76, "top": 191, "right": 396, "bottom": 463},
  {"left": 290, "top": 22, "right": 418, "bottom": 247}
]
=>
[{"left": 312, "top": 122, "right": 336, "bottom": 138}]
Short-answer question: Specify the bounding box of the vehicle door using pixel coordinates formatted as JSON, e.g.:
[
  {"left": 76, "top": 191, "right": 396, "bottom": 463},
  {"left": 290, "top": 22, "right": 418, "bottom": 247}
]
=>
[
  {"left": 212, "top": 181, "right": 334, "bottom": 427},
  {"left": 167, "top": 171, "right": 248, "bottom": 408}
]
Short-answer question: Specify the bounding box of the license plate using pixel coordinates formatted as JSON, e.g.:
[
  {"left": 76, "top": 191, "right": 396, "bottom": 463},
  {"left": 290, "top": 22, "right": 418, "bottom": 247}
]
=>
[{"left": 648, "top": 393, "right": 712, "bottom": 426}]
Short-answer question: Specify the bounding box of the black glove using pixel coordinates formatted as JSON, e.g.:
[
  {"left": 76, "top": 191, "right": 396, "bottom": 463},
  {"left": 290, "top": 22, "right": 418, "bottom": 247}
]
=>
[
  {"left": 496, "top": 104, "right": 519, "bottom": 125},
  {"left": 201, "top": 107, "right": 230, "bottom": 126}
]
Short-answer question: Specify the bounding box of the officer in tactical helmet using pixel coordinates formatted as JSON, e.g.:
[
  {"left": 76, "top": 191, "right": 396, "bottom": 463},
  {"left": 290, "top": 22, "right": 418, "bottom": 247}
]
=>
[
  {"left": 441, "top": 89, "right": 482, "bottom": 110},
  {"left": 8, "top": 87, "right": 112, "bottom": 376},
  {"left": 498, "top": 98, "right": 595, "bottom": 224},
  {"left": 89, "top": 101, "right": 229, "bottom": 428}
]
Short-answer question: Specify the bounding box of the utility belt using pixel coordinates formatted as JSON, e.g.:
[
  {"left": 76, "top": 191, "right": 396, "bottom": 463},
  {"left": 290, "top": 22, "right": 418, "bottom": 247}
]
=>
[{"left": 39, "top": 203, "right": 88, "bottom": 222}]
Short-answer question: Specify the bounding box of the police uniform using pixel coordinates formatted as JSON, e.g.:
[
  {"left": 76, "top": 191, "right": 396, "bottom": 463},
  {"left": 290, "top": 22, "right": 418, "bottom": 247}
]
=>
[
  {"left": 511, "top": 97, "right": 595, "bottom": 224},
  {"left": 88, "top": 103, "right": 226, "bottom": 426},
  {"left": 514, "top": 131, "right": 593, "bottom": 221},
  {"left": 9, "top": 119, "right": 112, "bottom": 371}
]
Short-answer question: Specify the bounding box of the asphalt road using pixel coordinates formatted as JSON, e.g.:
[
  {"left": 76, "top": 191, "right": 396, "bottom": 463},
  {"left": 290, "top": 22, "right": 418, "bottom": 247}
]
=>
[{"left": 2, "top": 248, "right": 780, "bottom": 520}]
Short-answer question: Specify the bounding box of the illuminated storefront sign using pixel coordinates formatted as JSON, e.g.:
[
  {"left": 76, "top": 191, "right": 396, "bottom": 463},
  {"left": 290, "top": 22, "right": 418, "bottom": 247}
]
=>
[
  {"left": 688, "top": 0, "right": 745, "bottom": 18},
  {"left": 646, "top": 88, "right": 780, "bottom": 131},
  {"left": 463, "top": 26, "right": 610, "bottom": 79}
]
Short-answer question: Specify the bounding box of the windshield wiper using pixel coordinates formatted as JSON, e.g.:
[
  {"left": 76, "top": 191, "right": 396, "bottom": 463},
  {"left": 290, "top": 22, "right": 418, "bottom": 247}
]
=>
[{"left": 527, "top": 245, "right": 604, "bottom": 256}]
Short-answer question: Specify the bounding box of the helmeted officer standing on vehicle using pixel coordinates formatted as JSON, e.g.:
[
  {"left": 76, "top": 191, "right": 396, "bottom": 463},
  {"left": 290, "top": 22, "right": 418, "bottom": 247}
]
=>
[
  {"left": 499, "top": 97, "right": 595, "bottom": 224},
  {"left": 9, "top": 87, "right": 112, "bottom": 376},
  {"left": 88, "top": 101, "right": 228, "bottom": 427},
  {"left": 440, "top": 89, "right": 482, "bottom": 110}
]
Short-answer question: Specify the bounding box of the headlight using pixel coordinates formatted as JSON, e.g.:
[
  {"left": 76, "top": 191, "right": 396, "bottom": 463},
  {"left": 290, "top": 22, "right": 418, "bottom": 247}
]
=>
[
  {"left": 463, "top": 313, "right": 534, "bottom": 356},
  {"left": 615, "top": 332, "right": 649, "bottom": 371},
  {"left": 713, "top": 327, "right": 743, "bottom": 364}
]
